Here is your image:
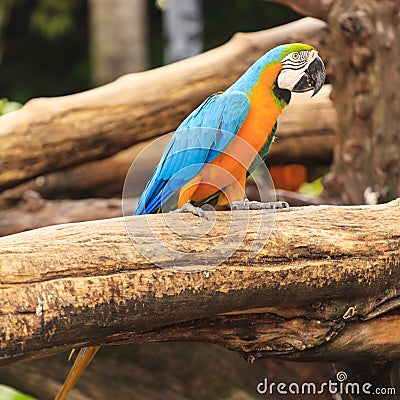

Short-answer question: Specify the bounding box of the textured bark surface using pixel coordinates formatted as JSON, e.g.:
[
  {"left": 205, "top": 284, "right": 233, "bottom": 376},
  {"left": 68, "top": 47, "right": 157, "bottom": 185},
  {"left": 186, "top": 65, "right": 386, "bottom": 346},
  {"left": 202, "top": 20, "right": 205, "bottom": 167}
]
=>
[
  {"left": 0, "top": 18, "right": 330, "bottom": 192},
  {"left": 0, "top": 200, "right": 399, "bottom": 366},
  {"left": 0, "top": 85, "right": 336, "bottom": 206}
]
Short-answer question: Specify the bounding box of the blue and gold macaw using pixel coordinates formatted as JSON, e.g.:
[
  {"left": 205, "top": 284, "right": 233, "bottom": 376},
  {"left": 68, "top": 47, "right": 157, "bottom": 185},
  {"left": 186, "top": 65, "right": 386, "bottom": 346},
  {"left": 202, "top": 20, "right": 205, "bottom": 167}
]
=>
[
  {"left": 134, "top": 43, "right": 325, "bottom": 216},
  {"left": 55, "top": 43, "right": 325, "bottom": 399}
]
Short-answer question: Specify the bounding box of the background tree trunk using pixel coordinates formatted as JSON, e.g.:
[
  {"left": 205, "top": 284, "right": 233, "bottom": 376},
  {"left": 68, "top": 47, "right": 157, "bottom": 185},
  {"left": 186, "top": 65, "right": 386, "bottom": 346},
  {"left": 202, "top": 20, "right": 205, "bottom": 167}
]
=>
[
  {"left": 0, "top": 192, "right": 134, "bottom": 236},
  {"left": 89, "top": 0, "right": 148, "bottom": 85},
  {"left": 163, "top": 0, "right": 203, "bottom": 63}
]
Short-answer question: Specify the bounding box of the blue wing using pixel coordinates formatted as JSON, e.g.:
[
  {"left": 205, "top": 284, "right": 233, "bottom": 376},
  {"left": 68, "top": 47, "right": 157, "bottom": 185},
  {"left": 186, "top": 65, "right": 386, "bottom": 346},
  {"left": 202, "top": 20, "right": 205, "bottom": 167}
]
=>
[{"left": 135, "top": 91, "right": 250, "bottom": 215}]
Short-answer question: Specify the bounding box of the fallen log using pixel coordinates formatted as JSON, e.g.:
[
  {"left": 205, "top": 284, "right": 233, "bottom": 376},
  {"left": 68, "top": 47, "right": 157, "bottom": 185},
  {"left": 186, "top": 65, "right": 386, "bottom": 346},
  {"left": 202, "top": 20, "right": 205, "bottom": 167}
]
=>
[
  {"left": 0, "top": 85, "right": 336, "bottom": 204},
  {"left": 0, "top": 191, "right": 137, "bottom": 236},
  {"left": 0, "top": 140, "right": 156, "bottom": 208},
  {"left": 0, "top": 17, "right": 330, "bottom": 192},
  {"left": 0, "top": 200, "right": 399, "bottom": 365}
]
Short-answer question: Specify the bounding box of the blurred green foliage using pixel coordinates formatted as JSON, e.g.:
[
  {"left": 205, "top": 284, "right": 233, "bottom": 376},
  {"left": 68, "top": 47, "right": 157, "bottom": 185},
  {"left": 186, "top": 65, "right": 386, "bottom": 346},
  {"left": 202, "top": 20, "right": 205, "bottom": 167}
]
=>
[
  {"left": 0, "top": 97, "right": 22, "bottom": 114},
  {"left": 0, "top": 0, "right": 299, "bottom": 103},
  {"left": 0, "top": 0, "right": 18, "bottom": 63},
  {"left": 0, "top": 0, "right": 89, "bottom": 103},
  {"left": 0, "top": 385, "right": 37, "bottom": 400},
  {"left": 298, "top": 177, "right": 324, "bottom": 197},
  {"left": 30, "top": 0, "right": 77, "bottom": 39}
]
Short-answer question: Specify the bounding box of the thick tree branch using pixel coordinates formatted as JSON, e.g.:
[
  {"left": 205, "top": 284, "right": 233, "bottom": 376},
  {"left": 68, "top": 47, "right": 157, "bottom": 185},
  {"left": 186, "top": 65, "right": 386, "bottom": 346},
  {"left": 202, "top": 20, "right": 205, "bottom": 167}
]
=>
[
  {"left": 267, "top": 0, "right": 334, "bottom": 21},
  {"left": 0, "top": 200, "right": 399, "bottom": 365},
  {"left": 0, "top": 18, "right": 329, "bottom": 192}
]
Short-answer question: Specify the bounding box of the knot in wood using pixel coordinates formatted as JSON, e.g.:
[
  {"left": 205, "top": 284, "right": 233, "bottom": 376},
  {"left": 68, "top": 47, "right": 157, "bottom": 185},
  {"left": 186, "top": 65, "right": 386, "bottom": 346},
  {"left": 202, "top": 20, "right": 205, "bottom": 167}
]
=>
[
  {"left": 322, "top": 171, "right": 340, "bottom": 193},
  {"left": 338, "top": 12, "right": 372, "bottom": 43},
  {"left": 382, "top": 146, "right": 400, "bottom": 171},
  {"left": 355, "top": 72, "right": 370, "bottom": 94},
  {"left": 354, "top": 94, "right": 373, "bottom": 120},
  {"left": 343, "top": 139, "right": 364, "bottom": 165},
  {"left": 343, "top": 306, "right": 356, "bottom": 319},
  {"left": 351, "top": 46, "right": 373, "bottom": 70},
  {"left": 21, "top": 190, "right": 45, "bottom": 212}
]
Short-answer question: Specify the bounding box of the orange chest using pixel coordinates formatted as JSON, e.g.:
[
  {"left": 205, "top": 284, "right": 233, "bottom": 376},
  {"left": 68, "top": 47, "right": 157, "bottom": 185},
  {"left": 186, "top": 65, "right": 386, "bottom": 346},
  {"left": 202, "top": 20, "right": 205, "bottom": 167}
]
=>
[
  {"left": 207, "top": 62, "right": 283, "bottom": 172},
  {"left": 236, "top": 62, "right": 283, "bottom": 152},
  {"left": 235, "top": 98, "right": 281, "bottom": 153},
  {"left": 218, "top": 62, "right": 283, "bottom": 159},
  {"left": 206, "top": 100, "right": 281, "bottom": 177},
  {"left": 209, "top": 94, "right": 282, "bottom": 173}
]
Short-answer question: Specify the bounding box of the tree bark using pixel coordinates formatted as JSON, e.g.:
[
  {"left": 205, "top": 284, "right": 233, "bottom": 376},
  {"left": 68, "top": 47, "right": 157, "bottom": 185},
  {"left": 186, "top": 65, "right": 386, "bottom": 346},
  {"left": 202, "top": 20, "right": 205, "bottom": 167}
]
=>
[
  {"left": 0, "top": 17, "right": 329, "bottom": 192},
  {"left": 0, "top": 200, "right": 399, "bottom": 365},
  {"left": 0, "top": 85, "right": 336, "bottom": 205}
]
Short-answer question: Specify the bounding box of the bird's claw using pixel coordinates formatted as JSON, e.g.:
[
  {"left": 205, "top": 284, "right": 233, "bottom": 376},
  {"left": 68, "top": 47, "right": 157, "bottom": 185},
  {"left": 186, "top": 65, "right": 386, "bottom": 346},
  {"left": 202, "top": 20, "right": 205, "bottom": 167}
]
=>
[
  {"left": 231, "top": 200, "right": 290, "bottom": 211},
  {"left": 171, "top": 202, "right": 208, "bottom": 219}
]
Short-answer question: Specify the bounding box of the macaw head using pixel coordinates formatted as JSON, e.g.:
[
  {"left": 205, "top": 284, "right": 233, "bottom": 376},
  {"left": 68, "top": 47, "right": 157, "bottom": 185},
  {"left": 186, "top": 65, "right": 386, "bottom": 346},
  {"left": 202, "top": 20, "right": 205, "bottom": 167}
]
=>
[
  {"left": 274, "top": 43, "right": 326, "bottom": 98},
  {"left": 230, "top": 43, "right": 326, "bottom": 107}
]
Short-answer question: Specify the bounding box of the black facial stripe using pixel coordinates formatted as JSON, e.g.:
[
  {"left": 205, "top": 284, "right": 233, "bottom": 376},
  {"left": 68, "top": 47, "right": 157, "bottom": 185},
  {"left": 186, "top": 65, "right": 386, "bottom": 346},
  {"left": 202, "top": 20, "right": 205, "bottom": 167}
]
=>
[
  {"left": 273, "top": 78, "right": 291, "bottom": 104},
  {"left": 282, "top": 65, "right": 307, "bottom": 71},
  {"left": 282, "top": 64, "right": 307, "bottom": 70},
  {"left": 283, "top": 60, "right": 307, "bottom": 67}
]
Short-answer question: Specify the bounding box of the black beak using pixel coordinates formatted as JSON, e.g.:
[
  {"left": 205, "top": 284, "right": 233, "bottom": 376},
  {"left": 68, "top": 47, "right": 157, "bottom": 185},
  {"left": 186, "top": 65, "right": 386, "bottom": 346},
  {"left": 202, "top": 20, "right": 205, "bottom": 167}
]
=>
[{"left": 292, "top": 56, "right": 326, "bottom": 96}]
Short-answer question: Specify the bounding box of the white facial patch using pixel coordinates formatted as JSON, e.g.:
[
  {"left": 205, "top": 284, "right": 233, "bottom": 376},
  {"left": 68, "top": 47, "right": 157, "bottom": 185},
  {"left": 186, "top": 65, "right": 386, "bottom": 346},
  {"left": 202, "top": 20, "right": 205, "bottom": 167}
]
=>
[{"left": 277, "top": 50, "right": 318, "bottom": 91}]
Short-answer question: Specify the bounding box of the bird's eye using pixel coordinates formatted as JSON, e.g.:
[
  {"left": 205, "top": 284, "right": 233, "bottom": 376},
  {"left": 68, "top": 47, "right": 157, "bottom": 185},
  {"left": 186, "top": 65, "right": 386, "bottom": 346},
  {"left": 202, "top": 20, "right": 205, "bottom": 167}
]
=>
[{"left": 292, "top": 52, "right": 299, "bottom": 60}]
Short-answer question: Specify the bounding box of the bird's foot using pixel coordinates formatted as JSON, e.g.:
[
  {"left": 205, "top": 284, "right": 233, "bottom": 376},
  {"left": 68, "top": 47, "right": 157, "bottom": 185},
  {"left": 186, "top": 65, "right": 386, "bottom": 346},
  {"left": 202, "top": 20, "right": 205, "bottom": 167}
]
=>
[
  {"left": 171, "top": 202, "right": 208, "bottom": 219},
  {"left": 231, "top": 200, "right": 290, "bottom": 211}
]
